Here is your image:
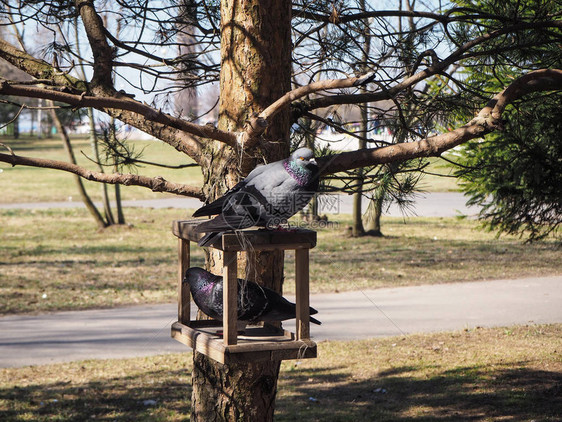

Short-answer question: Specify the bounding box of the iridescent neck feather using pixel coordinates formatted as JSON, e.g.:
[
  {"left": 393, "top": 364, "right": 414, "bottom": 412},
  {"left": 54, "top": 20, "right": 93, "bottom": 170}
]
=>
[{"left": 283, "top": 159, "right": 310, "bottom": 186}]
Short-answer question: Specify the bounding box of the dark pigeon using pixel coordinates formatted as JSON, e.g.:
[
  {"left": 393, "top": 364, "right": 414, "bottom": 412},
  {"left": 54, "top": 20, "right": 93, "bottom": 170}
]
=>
[
  {"left": 184, "top": 267, "right": 321, "bottom": 325},
  {"left": 193, "top": 147, "right": 319, "bottom": 246}
]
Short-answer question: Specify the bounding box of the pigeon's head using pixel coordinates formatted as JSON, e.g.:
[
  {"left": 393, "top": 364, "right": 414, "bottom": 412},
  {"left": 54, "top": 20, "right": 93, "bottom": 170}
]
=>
[
  {"left": 184, "top": 267, "right": 215, "bottom": 292},
  {"left": 291, "top": 147, "right": 317, "bottom": 171}
]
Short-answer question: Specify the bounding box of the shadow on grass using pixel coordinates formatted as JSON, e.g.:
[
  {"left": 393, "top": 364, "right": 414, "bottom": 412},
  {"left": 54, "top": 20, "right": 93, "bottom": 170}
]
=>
[
  {"left": 276, "top": 363, "right": 562, "bottom": 421},
  {"left": 1, "top": 362, "right": 560, "bottom": 421},
  {"left": 0, "top": 368, "right": 192, "bottom": 421}
]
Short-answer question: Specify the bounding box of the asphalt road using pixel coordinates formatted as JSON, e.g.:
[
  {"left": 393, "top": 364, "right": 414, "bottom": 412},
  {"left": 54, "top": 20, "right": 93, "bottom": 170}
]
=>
[
  {"left": 1, "top": 276, "right": 560, "bottom": 368},
  {"left": 0, "top": 192, "right": 479, "bottom": 217},
  {"left": 1, "top": 193, "right": 558, "bottom": 368}
]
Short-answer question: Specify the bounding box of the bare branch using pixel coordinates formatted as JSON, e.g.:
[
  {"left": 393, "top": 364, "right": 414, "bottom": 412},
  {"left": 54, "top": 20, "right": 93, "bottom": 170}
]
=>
[
  {"left": 294, "top": 20, "right": 562, "bottom": 114},
  {"left": 292, "top": 8, "right": 453, "bottom": 25},
  {"left": 0, "top": 104, "right": 24, "bottom": 131},
  {"left": 242, "top": 72, "right": 376, "bottom": 148},
  {"left": 0, "top": 38, "right": 86, "bottom": 91},
  {"left": 0, "top": 151, "right": 204, "bottom": 200},
  {"left": 319, "top": 69, "right": 562, "bottom": 174},
  {"left": 74, "top": 0, "right": 115, "bottom": 89},
  {"left": 0, "top": 80, "right": 237, "bottom": 154}
]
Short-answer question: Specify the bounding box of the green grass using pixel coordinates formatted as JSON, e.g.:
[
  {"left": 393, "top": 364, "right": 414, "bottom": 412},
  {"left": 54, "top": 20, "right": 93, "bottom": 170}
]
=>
[
  {"left": 417, "top": 156, "right": 461, "bottom": 192},
  {"left": 1, "top": 324, "right": 560, "bottom": 421},
  {"left": 0, "top": 136, "right": 459, "bottom": 205},
  {"left": 0, "top": 135, "right": 203, "bottom": 203},
  {"left": 1, "top": 208, "right": 560, "bottom": 315}
]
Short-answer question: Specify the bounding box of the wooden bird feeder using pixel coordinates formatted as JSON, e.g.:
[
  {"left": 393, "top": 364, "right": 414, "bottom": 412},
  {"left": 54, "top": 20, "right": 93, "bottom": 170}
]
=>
[{"left": 171, "top": 220, "right": 318, "bottom": 364}]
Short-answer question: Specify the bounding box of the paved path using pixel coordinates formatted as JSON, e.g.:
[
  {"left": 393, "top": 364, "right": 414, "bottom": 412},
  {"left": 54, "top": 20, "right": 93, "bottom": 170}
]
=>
[
  {"left": 1, "top": 276, "right": 560, "bottom": 368},
  {"left": 0, "top": 192, "right": 479, "bottom": 217}
]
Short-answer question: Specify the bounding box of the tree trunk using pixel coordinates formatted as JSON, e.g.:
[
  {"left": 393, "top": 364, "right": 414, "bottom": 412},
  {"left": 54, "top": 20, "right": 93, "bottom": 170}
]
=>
[
  {"left": 351, "top": 1, "right": 371, "bottom": 237},
  {"left": 190, "top": 1, "right": 292, "bottom": 421},
  {"left": 48, "top": 104, "right": 107, "bottom": 229},
  {"left": 37, "top": 99, "right": 43, "bottom": 139},
  {"left": 110, "top": 116, "right": 126, "bottom": 224},
  {"left": 351, "top": 181, "right": 365, "bottom": 236},
  {"left": 304, "top": 122, "right": 319, "bottom": 220},
  {"left": 351, "top": 100, "right": 369, "bottom": 237},
  {"left": 365, "top": 194, "right": 384, "bottom": 237},
  {"left": 13, "top": 115, "right": 19, "bottom": 139},
  {"left": 87, "top": 107, "right": 115, "bottom": 225}
]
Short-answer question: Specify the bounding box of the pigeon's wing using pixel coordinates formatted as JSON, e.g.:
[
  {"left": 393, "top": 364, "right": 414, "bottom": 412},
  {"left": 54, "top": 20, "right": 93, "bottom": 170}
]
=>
[
  {"left": 245, "top": 162, "right": 308, "bottom": 219},
  {"left": 237, "top": 279, "right": 269, "bottom": 321},
  {"left": 192, "top": 162, "right": 277, "bottom": 218},
  {"left": 193, "top": 213, "right": 258, "bottom": 233},
  {"left": 192, "top": 181, "right": 245, "bottom": 217},
  {"left": 249, "top": 160, "right": 320, "bottom": 220},
  {"left": 245, "top": 160, "right": 292, "bottom": 193},
  {"left": 193, "top": 183, "right": 275, "bottom": 233}
]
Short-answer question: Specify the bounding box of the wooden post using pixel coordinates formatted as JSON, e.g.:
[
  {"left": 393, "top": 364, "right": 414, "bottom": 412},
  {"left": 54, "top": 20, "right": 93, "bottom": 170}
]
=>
[
  {"left": 178, "top": 238, "right": 191, "bottom": 325},
  {"left": 223, "top": 251, "right": 238, "bottom": 345},
  {"left": 295, "top": 248, "right": 310, "bottom": 340}
]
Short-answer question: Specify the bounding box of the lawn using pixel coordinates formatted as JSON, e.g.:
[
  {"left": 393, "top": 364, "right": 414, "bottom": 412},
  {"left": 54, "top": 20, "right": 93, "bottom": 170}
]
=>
[
  {"left": 1, "top": 324, "right": 560, "bottom": 421},
  {"left": 0, "top": 135, "right": 203, "bottom": 203},
  {"left": 0, "top": 135, "right": 459, "bottom": 204},
  {"left": 1, "top": 136, "right": 560, "bottom": 421},
  {"left": 1, "top": 207, "right": 560, "bottom": 315}
]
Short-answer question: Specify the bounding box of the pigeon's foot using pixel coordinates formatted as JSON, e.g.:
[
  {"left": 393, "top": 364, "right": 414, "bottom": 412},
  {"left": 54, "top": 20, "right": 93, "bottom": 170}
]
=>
[{"left": 265, "top": 217, "right": 290, "bottom": 230}]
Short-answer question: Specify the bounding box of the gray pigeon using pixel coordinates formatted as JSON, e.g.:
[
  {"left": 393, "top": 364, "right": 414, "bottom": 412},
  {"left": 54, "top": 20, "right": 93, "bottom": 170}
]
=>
[
  {"left": 193, "top": 148, "right": 319, "bottom": 246},
  {"left": 184, "top": 267, "right": 321, "bottom": 325}
]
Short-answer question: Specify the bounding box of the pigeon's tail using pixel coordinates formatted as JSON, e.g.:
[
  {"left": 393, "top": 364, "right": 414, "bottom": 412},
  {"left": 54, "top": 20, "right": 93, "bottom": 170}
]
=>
[
  {"left": 194, "top": 214, "right": 254, "bottom": 233},
  {"left": 309, "top": 305, "right": 321, "bottom": 325},
  {"left": 197, "top": 232, "right": 222, "bottom": 247},
  {"left": 192, "top": 197, "right": 226, "bottom": 218},
  {"left": 310, "top": 315, "right": 321, "bottom": 325}
]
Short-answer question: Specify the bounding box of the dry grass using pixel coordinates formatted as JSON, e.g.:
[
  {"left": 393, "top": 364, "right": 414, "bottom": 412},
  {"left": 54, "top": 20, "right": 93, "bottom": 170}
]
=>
[
  {"left": 1, "top": 208, "right": 560, "bottom": 315},
  {"left": 292, "top": 215, "right": 562, "bottom": 293},
  {"left": 276, "top": 324, "right": 562, "bottom": 421},
  {"left": 0, "top": 207, "right": 204, "bottom": 315},
  {"left": 1, "top": 324, "right": 560, "bottom": 421}
]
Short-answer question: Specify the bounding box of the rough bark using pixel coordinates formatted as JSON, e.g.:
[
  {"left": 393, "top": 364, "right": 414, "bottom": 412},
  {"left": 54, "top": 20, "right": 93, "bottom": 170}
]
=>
[
  {"left": 365, "top": 194, "right": 384, "bottom": 237},
  {"left": 190, "top": 1, "right": 292, "bottom": 421}
]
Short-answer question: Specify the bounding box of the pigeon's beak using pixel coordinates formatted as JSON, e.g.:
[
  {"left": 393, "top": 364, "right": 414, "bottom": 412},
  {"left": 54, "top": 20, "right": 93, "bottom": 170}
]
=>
[{"left": 309, "top": 158, "right": 317, "bottom": 165}]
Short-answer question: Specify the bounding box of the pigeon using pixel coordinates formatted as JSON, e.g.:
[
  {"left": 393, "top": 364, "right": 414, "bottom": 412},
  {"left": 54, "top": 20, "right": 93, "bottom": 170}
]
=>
[
  {"left": 184, "top": 267, "right": 321, "bottom": 325},
  {"left": 193, "top": 148, "right": 319, "bottom": 246}
]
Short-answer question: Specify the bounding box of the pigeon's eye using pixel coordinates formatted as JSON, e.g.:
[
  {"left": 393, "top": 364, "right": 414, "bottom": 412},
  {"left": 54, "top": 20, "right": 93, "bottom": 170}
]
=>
[{"left": 299, "top": 156, "right": 304, "bottom": 160}]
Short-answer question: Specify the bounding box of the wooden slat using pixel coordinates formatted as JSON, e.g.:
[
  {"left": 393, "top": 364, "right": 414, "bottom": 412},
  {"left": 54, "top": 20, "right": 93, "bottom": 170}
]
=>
[
  {"left": 223, "top": 251, "right": 238, "bottom": 346},
  {"left": 295, "top": 248, "right": 310, "bottom": 340},
  {"left": 171, "top": 325, "right": 227, "bottom": 364},
  {"left": 171, "top": 321, "right": 317, "bottom": 364},
  {"left": 178, "top": 238, "right": 191, "bottom": 325},
  {"left": 171, "top": 219, "right": 204, "bottom": 242},
  {"left": 220, "top": 230, "right": 316, "bottom": 251},
  {"left": 171, "top": 220, "right": 317, "bottom": 251}
]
